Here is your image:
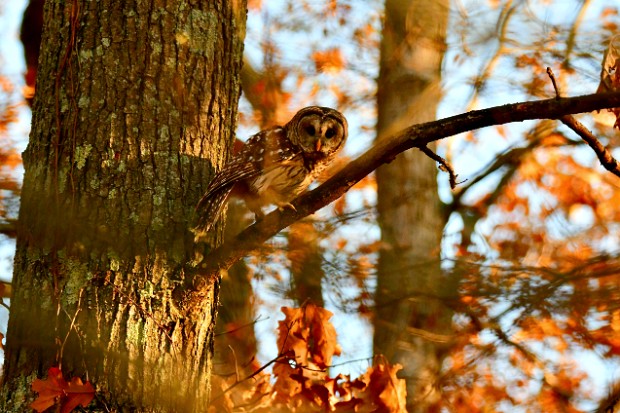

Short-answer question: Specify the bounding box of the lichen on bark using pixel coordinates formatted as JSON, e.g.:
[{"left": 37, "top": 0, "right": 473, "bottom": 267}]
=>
[{"left": 0, "top": 1, "right": 247, "bottom": 411}]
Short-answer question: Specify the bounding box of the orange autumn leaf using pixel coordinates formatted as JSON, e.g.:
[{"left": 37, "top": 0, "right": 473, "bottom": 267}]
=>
[
  {"left": 247, "top": 0, "right": 262, "bottom": 10},
  {"left": 277, "top": 303, "right": 341, "bottom": 369},
  {"left": 312, "top": 48, "right": 346, "bottom": 73},
  {"left": 370, "top": 363, "right": 408, "bottom": 412},
  {"left": 31, "top": 367, "right": 95, "bottom": 413},
  {"left": 334, "top": 362, "right": 408, "bottom": 412},
  {"left": 273, "top": 304, "right": 343, "bottom": 408}
]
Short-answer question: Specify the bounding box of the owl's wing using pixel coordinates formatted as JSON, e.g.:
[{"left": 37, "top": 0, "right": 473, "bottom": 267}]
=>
[
  {"left": 200, "top": 127, "right": 301, "bottom": 199},
  {"left": 194, "top": 159, "right": 257, "bottom": 239},
  {"left": 194, "top": 128, "right": 298, "bottom": 238},
  {"left": 200, "top": 160, "right": 258, "bottom": 201}
]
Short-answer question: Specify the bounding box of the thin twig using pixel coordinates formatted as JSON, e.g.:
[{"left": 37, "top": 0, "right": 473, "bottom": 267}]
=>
[
  {"left": 228, "top": 345, "right": 239, "bottom": 383},
  {"left": 211, "top": 320, "right": 298, "bottom": 401},
  {"left": 547, "top": 68, "right": 620, "bottom": 178},
  {"left": 546, "top": 67, "right": 560, "bottom": 98},
  {"left": 214, "top": 315, "right": 268, "bottom": 337},
  {"left": 563, "top": 0, "right": 592, "bottom": 66},
  {"left": 467, "top": 3, "right": 518, "bottom": 110},
  {"left": 58, "top": 288, "right": 84, "bottom": 368},
  {"left": 419, "top": 146, "right": 464, "bottom": 189},
  {"left": 214, "top": 352, "right": 290, "bottom": 400},
  {"left": 561, "top": 115, "right": 620, "bottom": 178}
]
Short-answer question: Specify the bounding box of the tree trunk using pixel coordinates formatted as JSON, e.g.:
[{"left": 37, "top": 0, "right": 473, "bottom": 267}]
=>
[
  {"left": 374, "top": 1, "right": 451, "bottom": 411},
  {"left": 214, "top": 202, "right": 257, "bottom": 377},
  {"left": 288, "top": 221, "right": 325, "bottom": 307},
  {"left": 213, "top": 64, "right": 289, "bottom": 377},
  {"left": 1, "top": 1, "right": 246, "bottom": 411}
]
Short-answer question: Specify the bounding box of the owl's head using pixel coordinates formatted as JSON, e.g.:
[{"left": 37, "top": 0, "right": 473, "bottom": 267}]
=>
[{"left": 286, "top": 106, "right": 348, "bottom": 158}]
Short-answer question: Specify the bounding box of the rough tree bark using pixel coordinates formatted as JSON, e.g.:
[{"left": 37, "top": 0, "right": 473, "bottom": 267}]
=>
[
  {"left": 1, "top": 1, "right": 246, "bottom": 411},
  {"left": 373, "top": 1, "right": 451, "bottom": 411}
]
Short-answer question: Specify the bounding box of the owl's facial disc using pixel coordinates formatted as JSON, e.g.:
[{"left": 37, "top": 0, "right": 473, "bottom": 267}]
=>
[
  {"left": 290, "top": 107, "right": 347, "bottom": 156},
  {"left": 317, "top": 118, "right": 345, "bottom": 153}
]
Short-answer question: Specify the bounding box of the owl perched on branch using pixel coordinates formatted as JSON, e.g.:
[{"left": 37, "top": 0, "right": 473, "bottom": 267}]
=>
[{"left": 194, "top": 106, "right": 348, "bottom": 240}]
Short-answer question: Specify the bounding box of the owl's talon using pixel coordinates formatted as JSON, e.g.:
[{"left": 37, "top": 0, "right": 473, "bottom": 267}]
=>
[{"left": 278, "top": 203, "right": 297, "bottom": 213}]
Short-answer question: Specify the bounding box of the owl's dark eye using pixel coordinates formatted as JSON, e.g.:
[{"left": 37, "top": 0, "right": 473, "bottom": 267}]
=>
[
  {"left": 325, "top": 128, "right": 335, "bottom": 139},
  {"left": 305, "top": 125, "right": 316, "bottom": 136}
]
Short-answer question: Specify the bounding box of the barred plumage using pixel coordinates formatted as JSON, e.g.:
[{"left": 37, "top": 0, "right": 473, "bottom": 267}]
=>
[{"left": 194, "top": 106, "right": 348, "bottom": 240}]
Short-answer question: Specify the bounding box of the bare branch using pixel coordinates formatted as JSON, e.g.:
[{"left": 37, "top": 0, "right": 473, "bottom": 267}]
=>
[
  {"left": 0, "top": 223, "right": 17, "bottom": 239},
  {"left": 467, "top": 3, "right": 518, "bottom": 109},
  {"left": 547, "top": 67, "right": 620, "bottom": 177},
  {"left": 211, "top": 320, "right": 297, "bottom": 402},
  {"left": 448, "top": 118, "right": 573, "bottom": 217},
  {"left": 419, "top": 146, "right": 463, "bottom": 190},
  {"left": 546, "top": 67, "right": 561, "bottom": 98},
  {"left": 561, "top": 115, "right": 620, "bottom": 178},
  {"left": 184, "top": 92, "right": 620, "bottom": 295},
  {"left": 451, "top": 144, "right": 531, "bottom": 212}
]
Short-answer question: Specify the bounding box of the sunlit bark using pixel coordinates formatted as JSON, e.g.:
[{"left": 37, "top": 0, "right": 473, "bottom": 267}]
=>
[{"left": 1, "top": 1, "right": 246, "bottom": 411}]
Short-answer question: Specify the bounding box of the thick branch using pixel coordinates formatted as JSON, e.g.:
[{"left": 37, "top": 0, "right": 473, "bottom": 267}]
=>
[
  {"left": 187, "top": 92, "right": 620, "bottom": 290},
  {"left": 0, "top": 222, "right": 17, "bottom": 239}
]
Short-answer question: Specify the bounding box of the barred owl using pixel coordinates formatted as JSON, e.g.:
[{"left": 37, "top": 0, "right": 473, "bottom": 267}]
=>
[{"left": 194, "top": 106, "right": 348, "bottom": 240}]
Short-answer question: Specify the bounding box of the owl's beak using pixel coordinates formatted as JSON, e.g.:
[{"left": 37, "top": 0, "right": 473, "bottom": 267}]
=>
[{"left": 315, "top": 140, "right": 322, "bottom": 151}]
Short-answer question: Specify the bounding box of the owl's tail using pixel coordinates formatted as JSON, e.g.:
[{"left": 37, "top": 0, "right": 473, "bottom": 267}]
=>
[{"left": 193, "top": 186, "right": 234, "bottom": 242}]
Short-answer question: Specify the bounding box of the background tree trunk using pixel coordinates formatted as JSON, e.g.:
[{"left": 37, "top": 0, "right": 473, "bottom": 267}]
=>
[
  {"left": 1, "top": 1, "right": 246, "bottom": 411},
  {"left": 213, "top": 203, "right": 257, "bottom": 378},
  {"left": 214, "top": 63, "right": 326, "bottom": 376},
  {"left": 373, "top": 1, "right": 452, "bottom": 411},
  {"left": 213, "top": 64, "right": 288, "bottom": 378},
  {"left": 288, "top": 221, "right": 325, "bottom": 306}
]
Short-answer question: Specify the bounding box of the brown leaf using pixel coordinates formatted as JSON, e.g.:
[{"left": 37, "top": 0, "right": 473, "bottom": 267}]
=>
[
  {"left": 30, "top": 367, "right": 95, "bottom": 413},
  {"left": 277, "top": 303, "right": 341, "bottom": 369},
  {"left": 369, "top": 363, "right": 407, "bottom": 412},
  {"left": 62, "top": 377, "right": 95, "bottom": 413}
]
